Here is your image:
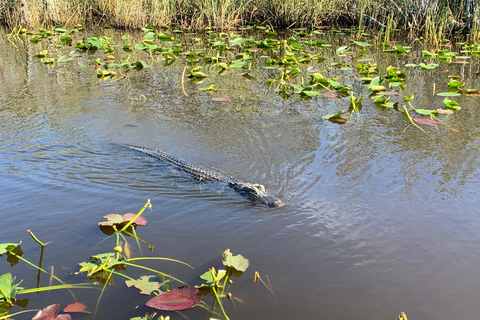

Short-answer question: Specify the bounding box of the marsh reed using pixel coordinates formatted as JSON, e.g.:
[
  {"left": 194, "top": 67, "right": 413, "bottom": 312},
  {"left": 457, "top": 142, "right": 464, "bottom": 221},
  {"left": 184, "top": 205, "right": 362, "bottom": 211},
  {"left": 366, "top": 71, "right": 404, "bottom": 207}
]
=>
[{"left": 1, "top": 0, "right": 479, "bottom": 39}]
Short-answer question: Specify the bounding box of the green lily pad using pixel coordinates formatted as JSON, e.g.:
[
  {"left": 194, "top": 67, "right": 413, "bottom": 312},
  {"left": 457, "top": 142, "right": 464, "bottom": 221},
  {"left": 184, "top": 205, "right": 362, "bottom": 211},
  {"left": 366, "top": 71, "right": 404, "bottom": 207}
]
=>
[
  {"left": 125, "top": 274, "right": 169, "bottom": 295},
  {"left": 223, "top": 249, "right": 249, "bottom": 274},
  {"left": 437, "top": 92, "right": 461, "bottom": 97}
]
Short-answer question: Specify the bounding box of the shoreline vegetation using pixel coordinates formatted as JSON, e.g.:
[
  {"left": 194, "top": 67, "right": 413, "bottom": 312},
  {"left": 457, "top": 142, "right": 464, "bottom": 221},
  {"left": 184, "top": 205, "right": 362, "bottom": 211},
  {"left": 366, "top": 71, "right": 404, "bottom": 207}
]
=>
[{"left": 0, "top": 0, "right": 479, "bottom": 40}]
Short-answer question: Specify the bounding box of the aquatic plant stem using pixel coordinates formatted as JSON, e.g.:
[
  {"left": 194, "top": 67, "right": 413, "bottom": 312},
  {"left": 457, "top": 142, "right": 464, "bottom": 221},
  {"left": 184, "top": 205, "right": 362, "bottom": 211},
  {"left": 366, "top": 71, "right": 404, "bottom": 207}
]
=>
[
  {"left": 127, "top": 257, "right": 193, "bottom": 268},
  {"left": 122, "top": 262, "right": 186, "bottom": 284},
  {"left": 119, "top": 199, "right": 151, "bottom": 233},
  {"left": 94, "top": 271, "right": 113, "bottom": 319},
  {"left": 0, "top": 309, "right": 38, "bottom": 319},
  {"left": 403, "top": 105, "right": 426, "bottom": 133},
  {"left": 211, "top": 286, "right": 230, "bottom": 320},
  {"left": 11, "top": 253, "right": 62, "bottom": 284},
  {"left": 27, "top": 230, "right": 45, "bottom": 246}
]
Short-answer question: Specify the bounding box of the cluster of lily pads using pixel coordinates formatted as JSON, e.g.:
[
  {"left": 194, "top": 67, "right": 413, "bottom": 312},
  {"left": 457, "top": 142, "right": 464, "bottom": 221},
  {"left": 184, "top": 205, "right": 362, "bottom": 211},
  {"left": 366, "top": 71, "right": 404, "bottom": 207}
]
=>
[
  {"left": 7, "top": 24, "right": 480, "bottom": 131},
  {"left": 1, "top": 200, "right": 264, "bottom": 320}
]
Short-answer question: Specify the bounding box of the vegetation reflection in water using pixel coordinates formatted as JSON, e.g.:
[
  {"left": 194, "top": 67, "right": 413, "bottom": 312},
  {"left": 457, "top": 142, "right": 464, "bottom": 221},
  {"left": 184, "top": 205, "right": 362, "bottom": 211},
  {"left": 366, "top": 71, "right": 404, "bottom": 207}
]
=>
[
  {"left": 0, "top": 200, "right": 272, "bottom": 320},
  {"left": 6, "top": 24, "right": 480, "bottom": 132}
]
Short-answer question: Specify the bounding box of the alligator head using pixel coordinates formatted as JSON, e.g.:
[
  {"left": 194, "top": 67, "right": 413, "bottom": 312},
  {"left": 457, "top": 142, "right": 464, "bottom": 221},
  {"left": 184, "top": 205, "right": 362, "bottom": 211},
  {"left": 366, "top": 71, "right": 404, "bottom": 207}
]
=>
[{"left": 228, "top": 182, "right": 284, "bottom": 208}]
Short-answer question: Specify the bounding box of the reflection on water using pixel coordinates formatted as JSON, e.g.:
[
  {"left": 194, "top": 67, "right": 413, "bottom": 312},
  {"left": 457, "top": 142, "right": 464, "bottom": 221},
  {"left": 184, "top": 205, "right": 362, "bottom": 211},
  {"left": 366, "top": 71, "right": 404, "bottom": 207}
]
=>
[{"left": 1, "top": 32, "right": 480, "bottom": 320}]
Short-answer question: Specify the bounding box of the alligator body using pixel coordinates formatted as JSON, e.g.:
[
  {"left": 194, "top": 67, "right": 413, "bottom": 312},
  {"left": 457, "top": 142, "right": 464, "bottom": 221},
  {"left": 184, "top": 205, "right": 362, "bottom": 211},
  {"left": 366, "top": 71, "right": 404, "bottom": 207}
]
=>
[{"left": 121, "top": 144, "right": 284, "bottom": 208}]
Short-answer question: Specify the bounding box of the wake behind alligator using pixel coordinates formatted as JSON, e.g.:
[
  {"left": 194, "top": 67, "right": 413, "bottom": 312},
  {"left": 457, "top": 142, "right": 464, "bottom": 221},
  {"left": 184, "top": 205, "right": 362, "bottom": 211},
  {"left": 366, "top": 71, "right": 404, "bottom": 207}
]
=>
[{"left": 121, "top": 144, "right": 284, "bottom": 208}]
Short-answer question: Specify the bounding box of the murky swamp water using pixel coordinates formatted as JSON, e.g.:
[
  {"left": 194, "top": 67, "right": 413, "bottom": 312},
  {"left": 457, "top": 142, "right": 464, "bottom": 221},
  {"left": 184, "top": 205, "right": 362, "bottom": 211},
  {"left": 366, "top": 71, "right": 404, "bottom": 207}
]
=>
[{"left": 1, "top": 29, "right": 480, "bottom": 320}]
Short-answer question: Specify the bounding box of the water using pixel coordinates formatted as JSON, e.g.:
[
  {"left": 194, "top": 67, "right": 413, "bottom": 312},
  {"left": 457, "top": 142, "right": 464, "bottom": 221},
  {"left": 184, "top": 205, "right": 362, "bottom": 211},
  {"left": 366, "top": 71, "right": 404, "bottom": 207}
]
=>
[{"left": 1, "top": 30, "right": 480, "bottom": 320}]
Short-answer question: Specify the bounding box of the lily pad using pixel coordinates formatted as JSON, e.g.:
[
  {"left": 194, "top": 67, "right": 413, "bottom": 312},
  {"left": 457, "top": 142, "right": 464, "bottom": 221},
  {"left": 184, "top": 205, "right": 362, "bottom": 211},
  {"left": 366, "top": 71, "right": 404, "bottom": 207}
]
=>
[
  {"left": 125, "top": 274, "right": 169, "bottom": 295},
  {"left": 223, "top": 249, "right": 249, "bottom": 274},
  {"left": 211, "top": 97, "right": 233, "bottom": 101},
  {"left": 98, "top": 213, "right": 147, "bottom": 227},
  {"left": 145, "top": 286, "right": 201, "bottom": 311},
  {"left": 63, "top": 302, "right": 90, "bottom": 313},
  {"left": 32, "top": 304, "right": 71, "bottom": 320},
  {"left": 413, "top": 118, "right": 441, "bottom": 126},
  {"left": 0, "top": 243, "right": 19, "bottom": 255},
  {"left": 437, "top": 92, "right": 461, "bottom": 97},
  {"left": 323, "top": 92, "right": 340, "bottom": 98}
]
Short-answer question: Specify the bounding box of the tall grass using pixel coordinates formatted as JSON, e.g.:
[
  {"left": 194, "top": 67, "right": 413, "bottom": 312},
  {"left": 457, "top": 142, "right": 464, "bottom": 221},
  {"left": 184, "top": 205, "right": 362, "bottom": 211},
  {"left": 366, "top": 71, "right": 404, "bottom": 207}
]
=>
[{"left": 1, "top": 0, "right": 479, "bottom": 39}]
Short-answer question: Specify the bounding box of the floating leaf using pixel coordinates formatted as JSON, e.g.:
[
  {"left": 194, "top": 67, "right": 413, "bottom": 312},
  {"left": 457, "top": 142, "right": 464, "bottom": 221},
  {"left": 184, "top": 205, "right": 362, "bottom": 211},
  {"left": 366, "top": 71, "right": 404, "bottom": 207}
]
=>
[
  {"left": 229, "top": 60, "right": 245, "bottom": 68},
  {"left": 0, "top": 273, "right": 20, "bottom": 301},
  {"left": 421, "top": 50, "right": 434, "bottom": 56},
  {"left": 322, "top": 112, "right": 345, "bottom": 120},
  {"left": 413, "top": 118, "right": 441, "bottom": 125},
  {"left": 436, "top": 108, "right": 454, "bottom": 115},
  {"left": 336, "top": 45, "right": 349, "bottom": 56},
  {"left": 223, "top": 249, "right": 249, "bottom": 274},
  {"left": 98, "top": 214, "right": 123, "bottom": 226},
  {"left": 370, "top": 85, "right": 386, "bottom": 92},
  {"left": 32, "top": 304, "right": 71, "bottom": 320},
  {"left": 145, "top": 286, "right": 201, "bottom": 311},
  {"left": 211, "top": 97, "right": 233, "bottom": 101},
  {"left": 0, "top": 243, "right": 19, "bottom": 255},
  {"left": 229, "top": 37, "right": 248, "bottom": 46},
  {"left": 200, "top": 268, "right": 226, "bottom": 285},
  {"left": 122, "top": 213, "right": 147, "bottom": 226},
  {"left": 443, "top": 98, "right": 461, "bottom": 110},
  {"left": 57, "top": 56, "right": 73, "bottom": 63},
  {"left": 126, "top": 274, "right": 169, "bottom": 295},
  {"left": 353, "top": 41, "right": 372, "bottom": 47},
  {"left": 199, "top": 83, "right": 217, "bottom": 91},
  {"left": 323, "top": 92, "right": 340, "bottom": 98},
  {"left": 98, "top": 213, "right": 147, "bottom": 228},
  {"left": 414, "top": 109, "right": 436, "bottom": 115},
  {"left": 190, "top": 72, "right": 208, "bottom": 78},
  {"left": 437, "top": 92, "right": 461, "bottom": 97},
  {"left": 419, "top": 63, "right": 438, "bottom": 69},
  {"left": 63, "top": 302, "right": 90, "bottom": 313}
]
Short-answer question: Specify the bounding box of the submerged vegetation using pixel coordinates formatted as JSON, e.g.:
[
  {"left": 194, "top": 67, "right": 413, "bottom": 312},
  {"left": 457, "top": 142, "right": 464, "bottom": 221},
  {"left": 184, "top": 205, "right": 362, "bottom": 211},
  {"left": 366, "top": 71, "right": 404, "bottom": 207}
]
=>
[{"left": 0, "top": 0, "right": 480, "bottom": 40}]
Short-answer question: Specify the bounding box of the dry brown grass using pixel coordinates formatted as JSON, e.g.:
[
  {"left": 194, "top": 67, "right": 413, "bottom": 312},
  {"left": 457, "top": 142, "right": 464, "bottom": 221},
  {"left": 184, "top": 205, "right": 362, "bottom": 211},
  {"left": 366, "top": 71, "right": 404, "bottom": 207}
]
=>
[{"left": 0, "top": 0, "right": 479, "bottom": 40}]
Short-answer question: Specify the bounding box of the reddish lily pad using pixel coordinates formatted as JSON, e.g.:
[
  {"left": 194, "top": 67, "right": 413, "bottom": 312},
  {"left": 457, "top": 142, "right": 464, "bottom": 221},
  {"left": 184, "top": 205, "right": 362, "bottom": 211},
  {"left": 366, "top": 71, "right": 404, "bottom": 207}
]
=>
[
  {"left": 413, "top": 118, "right": 441, "bottom": 126},
  {"left": 122, "top": 213, "right": 147, "bottom": 226},
  {"left": 145, "top": 286, "right": 201, "bottom": 311},
  {"left": 32, "top": 304, "right": 71, "bottom": 320},
  {"left": 63, "top": 302, "right": 90, "bottom": 313},
  {"left": 211, "top": 97, "right": 233, "bottom": 101},
  {"left": 322, "top": 92, "right": 340, "bottom": 98}
]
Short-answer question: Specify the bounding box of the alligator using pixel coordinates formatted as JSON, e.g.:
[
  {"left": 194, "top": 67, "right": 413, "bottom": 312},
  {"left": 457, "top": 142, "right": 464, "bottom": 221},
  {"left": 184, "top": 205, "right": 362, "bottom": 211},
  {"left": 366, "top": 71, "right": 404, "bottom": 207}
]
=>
[{"left": 121, "top": 144, "right": 285, "bottom": 208}]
